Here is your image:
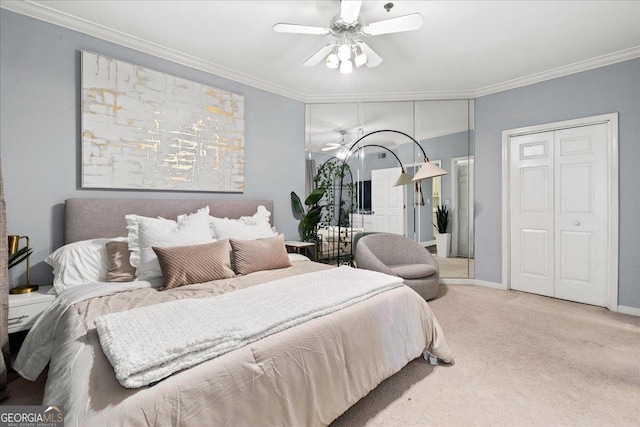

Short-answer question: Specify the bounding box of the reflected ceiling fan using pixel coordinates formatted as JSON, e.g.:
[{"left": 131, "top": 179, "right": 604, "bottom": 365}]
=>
[
  {"left": 322, "top": 130, "right": 349, "bottom": 152},
  {"left": 273, "top": 1, "right": 423, "bottom": 73}
]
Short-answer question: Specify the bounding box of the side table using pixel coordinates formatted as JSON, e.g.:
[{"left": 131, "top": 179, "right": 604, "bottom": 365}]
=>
[
  {"left": 285, "top": 241, "right": 317, "bottom": 262},
  {"left": 8, "top": 286, "right": 55, "bottom": 334}
]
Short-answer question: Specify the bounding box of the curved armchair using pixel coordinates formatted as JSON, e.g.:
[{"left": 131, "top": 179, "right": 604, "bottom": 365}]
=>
[{"left": 355, "top": 233, "right": 440, "bottom": 300}]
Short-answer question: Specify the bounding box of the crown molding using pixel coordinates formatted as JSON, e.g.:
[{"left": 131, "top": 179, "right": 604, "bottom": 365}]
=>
[
  {"left": 474, "top": 46, "right": 640, "bottom": 98},
  {"left": 0, "top": 0, "right": 308, "bottom": 102},
  {"left": 2, "top": 1, "right": 639, "bottom": 104}
]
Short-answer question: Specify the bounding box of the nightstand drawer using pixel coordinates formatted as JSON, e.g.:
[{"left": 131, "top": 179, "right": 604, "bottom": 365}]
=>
[
  {"left": 8, "top": 285, "right": 55, "bottom": 334},
  {"left": 8, "top": 301, "right": 51, "bottom": 333}
]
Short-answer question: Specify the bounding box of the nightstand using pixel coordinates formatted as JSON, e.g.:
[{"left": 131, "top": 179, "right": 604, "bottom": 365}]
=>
[
  {"left": 285, "top": 241, "right": 317, "bottom": 262},
  {"left": 8, "top": 286, "right": 55, "bottom": 334}
]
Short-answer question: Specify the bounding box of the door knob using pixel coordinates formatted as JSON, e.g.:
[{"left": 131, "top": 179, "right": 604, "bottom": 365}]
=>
[{"left": 574, "top": 220, "right": 580, "bottom": 226}]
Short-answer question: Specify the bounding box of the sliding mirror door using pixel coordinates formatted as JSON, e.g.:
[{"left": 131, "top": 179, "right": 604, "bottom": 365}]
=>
[
  {"left": 355, "top": 102, "right": 415, "bottom": 236},
  {"left": 415, "top": 100, "right": 474, "bottom": 278},
  {"left": 306, "top": 103, "right": 360, "bottom": 263}
]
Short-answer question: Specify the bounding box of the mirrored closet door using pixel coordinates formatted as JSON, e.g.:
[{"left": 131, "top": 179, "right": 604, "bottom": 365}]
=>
[{"left": 305, "top": 100, "right": 474, "bottom": 278}]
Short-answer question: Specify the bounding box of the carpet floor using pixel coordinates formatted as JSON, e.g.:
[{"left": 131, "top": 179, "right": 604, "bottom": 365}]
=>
[{"left": 332, "top": 285, "right": 640, "bottom": 426}]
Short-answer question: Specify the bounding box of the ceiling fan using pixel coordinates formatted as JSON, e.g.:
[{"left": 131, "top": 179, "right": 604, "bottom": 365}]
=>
[
  {"left": 273, "top": 1, "right": 423, "bottom": 73},
  {"left": 322, "top": 130, "right": 349, "bottom": 152}
]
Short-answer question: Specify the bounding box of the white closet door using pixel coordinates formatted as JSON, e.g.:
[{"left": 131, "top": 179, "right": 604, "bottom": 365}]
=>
[
  {"left": 510, "top": 132, "right": 555, "bottom": 297},
  {"left": 554, "top": 124, "right": 609, "bottom": 306},
  {"left": 371, "top": 168, "right": 405, "bottom": 235}
]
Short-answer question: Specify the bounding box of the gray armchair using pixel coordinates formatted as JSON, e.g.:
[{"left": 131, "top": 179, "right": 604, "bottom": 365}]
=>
[{"left": 355, "top": 233, "right": 440, "bottom": 300}]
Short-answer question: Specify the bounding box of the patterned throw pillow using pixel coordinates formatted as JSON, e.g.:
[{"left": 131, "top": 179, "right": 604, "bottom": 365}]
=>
[
  {"left": 153, "top": 240, "right": 235, "bottom": 290},
  {"left": 230, "top": 234, "right": 292, "bottom": 275}
]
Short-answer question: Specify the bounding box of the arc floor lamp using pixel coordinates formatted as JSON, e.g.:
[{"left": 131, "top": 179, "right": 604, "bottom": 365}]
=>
[{"left": 336, "top": 129, "right": 449, "bottom": 264}]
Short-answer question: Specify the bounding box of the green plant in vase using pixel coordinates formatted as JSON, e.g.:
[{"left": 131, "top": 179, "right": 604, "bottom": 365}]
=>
[
  {"left": 433, "top": 205, "right": 451, "bottom": 258},
  {"left": 433, "top": 205, "right": 449, "bottom": 234}
]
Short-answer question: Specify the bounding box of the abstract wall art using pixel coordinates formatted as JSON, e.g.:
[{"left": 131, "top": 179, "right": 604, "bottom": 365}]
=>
[{"left": 81, "top": 51, "right": 245, "bottom": 192}]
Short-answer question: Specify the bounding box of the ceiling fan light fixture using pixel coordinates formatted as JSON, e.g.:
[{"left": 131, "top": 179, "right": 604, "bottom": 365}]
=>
[
  {"left": 336, "top": 148, "right": 349, "bottom": 160},
  {"left": 354, "top": 45, "right": 367, "bottom": 67},
  {"left": 337, "top": 43, "right": 352, "bottom": 61},
  {"left": 325, "top": 53, "right": 339, "bottom": 69},
  {"left": 339, "top": 59, "right": 354, "bottom": 74},
  {"left": 275, "top": 1, "right": 422, "bottom": 72}
]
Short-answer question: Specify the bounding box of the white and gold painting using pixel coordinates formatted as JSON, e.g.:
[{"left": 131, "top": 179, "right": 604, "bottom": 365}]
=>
[{"left": 81, "top": 51, "right": 244, "bottom": 192}]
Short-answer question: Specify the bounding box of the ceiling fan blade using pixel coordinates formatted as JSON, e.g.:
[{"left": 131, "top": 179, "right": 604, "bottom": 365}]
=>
[
  {"left": 362, "top": 13, "right": 424, "bottom": 36},
  {"left": 356, "top": 41, "right": 382, "bottom": 68},
  {"left": 322, "top": 146, "right": 340, "bottom": 151},
  {"left": 303, "top": 44, "right": 336, "bottom": 67},
  {"left": 340, "top": 0, "right": 362, "bottom": 25},
  {"left": 273, "top": 23, "right": 330, "bottom": 35}
]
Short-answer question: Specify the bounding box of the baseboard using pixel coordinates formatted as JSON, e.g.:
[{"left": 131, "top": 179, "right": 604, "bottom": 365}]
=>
[
  {"left": 617, "top": 305, "right": 640, "bottom": 317},
  {"left": 440, "top": 278, "right": 506, "bottom": 290},
  {"left": 438, "top": 280, "right": 639, "bottom": 316}
]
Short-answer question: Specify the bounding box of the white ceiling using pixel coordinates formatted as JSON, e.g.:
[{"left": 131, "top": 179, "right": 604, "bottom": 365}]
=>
[{"left": 3, "top": 0, "right": 639, "bottom": 103}]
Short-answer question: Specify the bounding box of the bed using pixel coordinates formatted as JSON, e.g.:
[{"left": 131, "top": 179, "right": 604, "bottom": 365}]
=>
[{"left": 14, "top": 198, "right": 452, "bottom": 426}]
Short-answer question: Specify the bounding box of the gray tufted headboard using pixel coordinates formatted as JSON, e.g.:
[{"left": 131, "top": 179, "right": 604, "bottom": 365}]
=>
[{"left": 64, "top": 198, "right": 274, "bottom": 244}]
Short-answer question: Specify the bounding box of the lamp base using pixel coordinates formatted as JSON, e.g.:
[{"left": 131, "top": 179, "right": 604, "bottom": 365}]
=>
[{"left": 9, "top": 285, "right": 39, "bottom": 294}]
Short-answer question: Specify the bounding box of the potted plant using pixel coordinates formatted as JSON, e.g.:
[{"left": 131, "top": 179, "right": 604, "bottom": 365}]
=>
[
  {"left": 290, "top": 187, "right": 326, "bottom": 242},
  {"left": 433, "top": 205, "right": 450, "bottom": 258}
]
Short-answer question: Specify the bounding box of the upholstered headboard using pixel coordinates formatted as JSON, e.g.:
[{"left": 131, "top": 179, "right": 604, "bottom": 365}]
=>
[{"left": 64, "top": 198, "right": 274, "bottom": 244}]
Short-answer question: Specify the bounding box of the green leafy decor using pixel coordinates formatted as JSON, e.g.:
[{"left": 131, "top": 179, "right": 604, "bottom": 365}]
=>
[
  {"left": 433, "top": 205, "right": 449, "bottom": 234},
  {"left": 291, "top": 187, "right": 326, "bottom": 242},
  {"left": 314, "top": 159, "right": 356, "bottom": 226},
  {"left": 8, "top": 246, "right": 32, "bottom": 270}
]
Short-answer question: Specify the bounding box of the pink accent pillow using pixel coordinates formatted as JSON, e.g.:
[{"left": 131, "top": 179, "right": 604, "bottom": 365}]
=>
[
  {"left": 230, "top": 235, "right": 292, "bottom": 275},
  {"left": 153, "top": 240, "right": 235, "bottom": 290}
]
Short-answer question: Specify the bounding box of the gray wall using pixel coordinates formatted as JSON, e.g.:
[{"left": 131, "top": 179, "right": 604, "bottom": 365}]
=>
[
  {"left": 0, "top": 10, "right": 305, "bottom": 286},
  {"left": 475, "top": 58, "right": 640, "bottom": 309}
]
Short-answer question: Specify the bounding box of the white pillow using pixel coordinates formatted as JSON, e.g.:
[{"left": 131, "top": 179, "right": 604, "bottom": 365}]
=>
[
  {"left": 214, "top": 205, "right": 277, "bottom": 240},
  {"left": 209, "top": 216, "right": 277, "bottom": 240},
  {"left": 126, "top": 207, "right": 213, "bottom": 280},
  {"left": 179, "top": 205, "right": 277, "bottom": 241},
  {"left": 46, "top": 237, "right": 127, "bottom": 294},
  {"left": 239, "top": 205, "right": 272, "bottom": 226}
]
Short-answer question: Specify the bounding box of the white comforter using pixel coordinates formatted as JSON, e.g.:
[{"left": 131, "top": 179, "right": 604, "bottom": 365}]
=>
[
  {"left": 14, "top": 280, "right": 160, "bottom": 381},
  {"left": 96, "top": 266, "right": 403, "bottom": 388}
]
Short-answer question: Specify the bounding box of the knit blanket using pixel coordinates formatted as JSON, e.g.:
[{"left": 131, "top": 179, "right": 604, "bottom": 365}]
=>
[{"left": 95, "top": 266, "right": 404, "bottom": 388}]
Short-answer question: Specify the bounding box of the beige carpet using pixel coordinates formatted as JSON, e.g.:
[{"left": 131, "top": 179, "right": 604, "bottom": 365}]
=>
[{"left": 332, "top": 285, "right": 640, "bottom": 426}]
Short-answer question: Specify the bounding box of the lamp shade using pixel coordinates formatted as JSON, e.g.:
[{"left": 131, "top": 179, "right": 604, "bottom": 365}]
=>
[
  {"left": 394, "top": 171, "right": 413, "bottom": 186},
  {"left": 412, "top": 159, "right": 448, "bottom": 181}
]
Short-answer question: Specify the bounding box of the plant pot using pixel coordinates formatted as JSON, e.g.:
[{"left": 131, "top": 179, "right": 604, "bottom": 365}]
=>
[{"left": 435, "top": 233, "right": 451, "bottom": 258}]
